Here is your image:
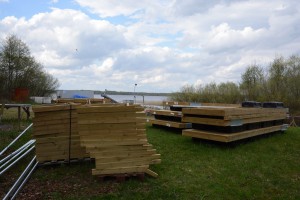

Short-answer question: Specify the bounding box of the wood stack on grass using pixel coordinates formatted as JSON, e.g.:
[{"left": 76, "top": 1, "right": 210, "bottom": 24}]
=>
[
  {"left": 148, "top": 109, "right": 192, "bottom": 129},
  {"left": 53, "top": 98, "right": 111, "bottom": 104},
  {"left": 162, "top": 101, "right": 190, "bottom": 109},
  {"left": 76, "top": 104, "right": 161, "bottom": 177},
  {"left": 182, "top": 106, "right": 288, "bottom": 142},
  {"left": 32, "top": 105, "right": 88, "bottom": 162},
  {"left": 149, "top": 102, "right": 193, "bottom": 129}
]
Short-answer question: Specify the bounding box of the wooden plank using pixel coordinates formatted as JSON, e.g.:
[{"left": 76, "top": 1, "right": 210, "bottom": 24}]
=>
[
  {"left": 33, "top": 105, "right": 78, "bottom": 113},
  {"left": 182, "top": 115, "right": 286, "bottom": 126},
  {"left": 82, "top": 139, "right": 149, "bottom": 148},
  {"left": 95, "top": 159, "right": 157, "bottom": 170},
  {"left": 201, "top": 103, "right": 240, "bottom": 107},
  {"left": 182, "top": 107, "right": 287, "bottom": 117},
  {"left": 36, "top": 150, "right": 87, "bottom": 157},
  {"left": 81, "top": 136, "right": 148, "bottom": 145},
  {"left": 77, "top": 117, "right": 145, "bottom": 124},
  {"left": 35, "top": 135, "right": 81, "bottom": 143},
  {"left": 32, "top": 129, "right": 78, "bottom": 139},
  {"left": 36, "top": 154, "right": 88, "bottom": 162},
  {"left": 163, "top": 101, "right": 190, "bottom": 106},
  {"left": 148, "top": 110, "right": 182, "bottom": 117},
  {"left": 33, "top": 122, "right": 77, "bottom": 131},
  {"left": 80, "top": 132, "right": 146, "bottom": 139},
  {"left": 33, "top": 118, "right": 76, "bottom": 126},
  {"left": 78, "top": 129, "right": 145, "bottom": 136},
  {"left": 89, "top": 149, "right": 157, "bottom": 157},
  {"left": 182, "top": 125, "right": 283, "bottom": 142},
  {"left": 92, "top": 165, "right": 149, "bottom": 175},
  {"left": 145, "top": 169, "right": 158, "bottom": 178},
  {"left": 87, "top": 144, "right": 153, "bottom": 153},
  {"left": 77, "top": 112, "right": 145, "bottom": 119},
  {"left": 95, "top": 154, "right": 161, "bottom": 163},
  {"left": 182, "top": 117, "right": 228, "bottom": 126},
  {"left": 149, "top": 119, "right": 191, "bottom": 128},
  {"left": 224, "top": 112, "right": 287, "bottom": 120},
  {"left": 78, "top": 123, "right": 145, "bottom": 131},
  {"left": 35, "top": 142, "right": 84, "bottom": 151},
  {"left": 77, "top": 105, "right": 144, "bottom": 113}
]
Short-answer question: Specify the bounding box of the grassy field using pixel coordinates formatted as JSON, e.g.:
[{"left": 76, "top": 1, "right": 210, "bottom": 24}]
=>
[{"left": 0, "top": 109, "right": 300, "bottom": 199}]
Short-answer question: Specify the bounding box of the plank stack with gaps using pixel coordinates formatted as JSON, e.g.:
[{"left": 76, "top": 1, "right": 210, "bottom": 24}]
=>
[
  {"left": 149, "top": 101, "right": 192, "bottom": 129},
  {"left": 76, "top": 104, "right": 161, "bottom": 177},
  {"left": 182, "top": 102, "right": 288, "bottom": 142},
  {"left": 32, "top": 104, "right": 88, "bottom": 162}
]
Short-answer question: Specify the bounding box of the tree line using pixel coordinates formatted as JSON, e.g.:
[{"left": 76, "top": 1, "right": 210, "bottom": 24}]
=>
[
  {"left": 170, "top": 55, "right": 300, "bottom": 114},
  {"left": 0, "top": 35, "right": 60, "bottom": 102}
]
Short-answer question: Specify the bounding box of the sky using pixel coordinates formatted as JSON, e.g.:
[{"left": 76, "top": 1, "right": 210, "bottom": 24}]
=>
[{"left": 0, "top": 0, "right": 300, "bottom": 93}]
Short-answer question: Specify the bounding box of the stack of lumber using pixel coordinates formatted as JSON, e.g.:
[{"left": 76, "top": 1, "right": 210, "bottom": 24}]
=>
[
  {"left": 162, "top": 101, "right": 190, "bottom": 109},
  {"left": 148, "top": 109, "right": 192, "bottom": 129},
  {"left": 182, "top": 106, "right": 288, "bottom": 142},
  {"left": 201, "top": 103, "right": 240, "bottom": 107},
  {"left": 148, "top": 102, "right": 193, "bottom": 129},
  {"left": 76, "top": 104, "right": 161, "bottom": 176},
  {"left": 32, "top": 105, "right": 88, "bottom": 162},
  {"left": 53, "top": 98, "right": 111, "bottom": 104}
]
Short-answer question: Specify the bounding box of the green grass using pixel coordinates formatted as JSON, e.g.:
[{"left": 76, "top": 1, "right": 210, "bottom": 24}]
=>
[{"left": 1, "top": 115, "right": 300, "bottom": 199}]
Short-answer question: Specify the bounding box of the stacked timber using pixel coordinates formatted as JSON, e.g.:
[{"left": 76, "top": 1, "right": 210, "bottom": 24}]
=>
[
  {"left": 53, "top": 98, "right": 111, "bottom": 104},
  {"left": 76, "top": 104, "right": 161, "bottom": 176},
  {"left": 32, "top": 105, "right": 88, "bottom": 162},
  {"left": 148, "top": 109, "right": 192, "bottom": 129},
  {"left": 182, "top": 106, "right": 288, "bottom": 142},
  {"left": 162, "top": 101, "right": 189, "bottom": 109}
]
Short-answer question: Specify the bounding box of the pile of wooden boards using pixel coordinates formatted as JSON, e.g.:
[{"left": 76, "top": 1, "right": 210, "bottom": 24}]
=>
[
  {"left": 32, "top": 104, "right": 160, "bottom": 177},
  {"left": 148, "top": 102, "right": 191, "bottom": 129},
  {"left": 148, "top": 109, "right": 192, "bottom": 129},
  {"left": 32, "top": 105, "right": 88, "bottom": 162},
  {"left": 76, "top": 104, "right": 161, "bottom": 176},
  {"left": 53, "top": 98, "right": 111, "bottom": 104},
  {"left": 182, "top": 106, "right": 288, "bottom": 142}
]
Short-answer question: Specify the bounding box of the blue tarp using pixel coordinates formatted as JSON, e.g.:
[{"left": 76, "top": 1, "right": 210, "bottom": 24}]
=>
[{"left": 73, "top": 94, "right": 88, "bottom": 99}]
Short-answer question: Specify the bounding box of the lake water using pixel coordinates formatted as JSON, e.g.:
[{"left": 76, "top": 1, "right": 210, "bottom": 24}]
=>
[{"left": 94, "top": 94, "right": 169, "bottom": 104}]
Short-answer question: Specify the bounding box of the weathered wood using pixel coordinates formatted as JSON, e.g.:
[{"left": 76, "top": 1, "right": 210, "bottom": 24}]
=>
[
  {"left": 148, "top": 110, "right": 183, "bottom": 117},
  {"left": 77, "top": 104, "right": 160, "bottom": 177},
  {"left": 92, "top": 165, "right": 149, "bottom": 175},
  {"left": 77, "top": 105, "right": 144, "bottom": 113},
  {"left": 182, "top": 114, "right": 286, "bottom": 126},
  {"left": 163, "top": 101, "right": 190, "bottom": 106},
  {"left": 182, "top": 125, "right": 283, "bottom": 142},
  {"left": 149, "top": 119, "right": 191, "bottom": 128},
  {"left": 182, "top": 107, "right": 287, "bottom": 117}
]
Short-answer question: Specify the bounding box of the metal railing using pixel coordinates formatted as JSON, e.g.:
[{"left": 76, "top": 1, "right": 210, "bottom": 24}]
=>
[{"left": 0, "top": 123, "right": 38, "bottom": 200}]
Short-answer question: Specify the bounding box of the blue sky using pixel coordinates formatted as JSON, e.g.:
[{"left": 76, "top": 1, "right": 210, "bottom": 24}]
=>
[{"left": 1, "top": 0, "right": 300, "bottom": 92}]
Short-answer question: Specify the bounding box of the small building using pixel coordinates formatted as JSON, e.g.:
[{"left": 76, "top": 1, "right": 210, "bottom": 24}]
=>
[{"left": 56, "top": 90, "right": 94, "bottom": 99}]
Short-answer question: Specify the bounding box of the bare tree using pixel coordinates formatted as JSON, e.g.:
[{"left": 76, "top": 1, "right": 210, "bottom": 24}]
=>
[{"left": 0, "top": 34, "right": 60, "bottom": 103}]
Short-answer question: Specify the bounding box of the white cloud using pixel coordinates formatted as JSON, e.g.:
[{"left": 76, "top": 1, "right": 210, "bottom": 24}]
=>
[{"left": 0, "top": 0, "right": 300, "bottom": 92}]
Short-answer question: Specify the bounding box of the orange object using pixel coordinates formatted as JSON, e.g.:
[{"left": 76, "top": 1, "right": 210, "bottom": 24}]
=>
[{"left": 13, "top": 88, "right": 29, "bottom": 102}]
